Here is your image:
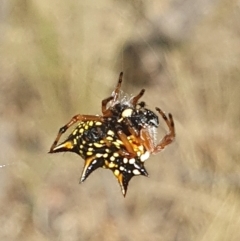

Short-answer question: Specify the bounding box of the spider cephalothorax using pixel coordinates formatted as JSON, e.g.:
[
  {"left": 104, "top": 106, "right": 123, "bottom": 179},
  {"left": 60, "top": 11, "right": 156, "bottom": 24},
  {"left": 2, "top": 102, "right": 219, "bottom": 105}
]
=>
[{"left": 49, "top": 72, "right": 175, "bottom": 196}]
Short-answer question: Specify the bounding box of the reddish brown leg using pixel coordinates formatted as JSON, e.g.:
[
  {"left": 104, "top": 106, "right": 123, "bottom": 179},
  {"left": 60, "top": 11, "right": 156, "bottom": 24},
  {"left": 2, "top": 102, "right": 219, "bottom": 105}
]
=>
[
  {"left": 102, "top": 96, "right": 114, "bottom": 116},
  {"left": 152, "top": 108, "right": 175, "bottom": 153},
  {"left": 101, "top": 125, "right": 137, "bottom": 158},
  {"left": 49, "top": 114, "right": 104, "bottom": 153},
  {"left": 140, "top": 129, "right": 156, "bottom": 153},
  {"left": 125, "top": 116, "right": 157, "bottom": 150},
  {"left": 102, "top": 135, "right": 134, "bottom": 158},
  {"left": 116, "top": 130, "right": 137, "bottom": 158},
  {"left": 101, "top": 72, "right": 123, "bottom": 116},
  {"left": 125, "top": 118, "right": 140, "bottom": 137},
  {"left": 131, "top": 89, "right": 145, "bottom": 106},
  {"left": 112, "top": 72, "right": 123, "bottom": 103}
]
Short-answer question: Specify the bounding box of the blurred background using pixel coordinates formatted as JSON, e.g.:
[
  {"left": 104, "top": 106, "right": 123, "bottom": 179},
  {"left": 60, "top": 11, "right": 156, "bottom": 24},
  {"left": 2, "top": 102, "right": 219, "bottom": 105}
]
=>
[{"left": 0, "top": 0, "right": 240, "bottom": 240}]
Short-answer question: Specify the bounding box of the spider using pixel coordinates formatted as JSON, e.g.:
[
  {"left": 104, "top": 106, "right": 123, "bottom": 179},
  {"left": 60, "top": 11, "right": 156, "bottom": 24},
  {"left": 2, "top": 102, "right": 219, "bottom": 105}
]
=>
[{"left": 49, "top": 72, "right": 175, "bottom": 196}]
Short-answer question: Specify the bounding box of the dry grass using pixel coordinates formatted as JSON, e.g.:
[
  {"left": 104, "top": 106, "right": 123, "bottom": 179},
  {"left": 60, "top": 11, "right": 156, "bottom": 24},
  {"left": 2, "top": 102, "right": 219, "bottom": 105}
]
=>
[{"left": 0, "top": 0, "right": 240, "bottom": 240}]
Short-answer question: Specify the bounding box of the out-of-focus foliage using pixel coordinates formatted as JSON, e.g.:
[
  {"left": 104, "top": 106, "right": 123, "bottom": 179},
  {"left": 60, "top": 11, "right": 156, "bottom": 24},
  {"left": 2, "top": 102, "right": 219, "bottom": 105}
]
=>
[{"left": 0, "top": 0, "right": 240, "bottom": 240}]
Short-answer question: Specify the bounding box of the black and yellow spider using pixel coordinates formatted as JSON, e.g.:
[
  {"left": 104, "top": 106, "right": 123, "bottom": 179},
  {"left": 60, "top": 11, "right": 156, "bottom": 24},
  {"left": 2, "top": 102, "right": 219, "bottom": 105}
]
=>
[{"left": 49, "top": 72, "right": 175, "bottom": 196}]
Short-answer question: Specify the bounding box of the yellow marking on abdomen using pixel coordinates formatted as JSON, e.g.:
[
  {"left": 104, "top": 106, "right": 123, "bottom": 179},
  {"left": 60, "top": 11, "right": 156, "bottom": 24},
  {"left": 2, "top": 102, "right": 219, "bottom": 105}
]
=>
[{"left": 94, "top": 143, "right": 104, "bottom": 148}]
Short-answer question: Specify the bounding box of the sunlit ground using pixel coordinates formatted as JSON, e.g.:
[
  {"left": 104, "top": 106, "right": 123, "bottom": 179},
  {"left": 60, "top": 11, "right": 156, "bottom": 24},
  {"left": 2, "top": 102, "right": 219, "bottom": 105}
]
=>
[{"left": 0, "top": 0, "right": 240, "bottom": 240}]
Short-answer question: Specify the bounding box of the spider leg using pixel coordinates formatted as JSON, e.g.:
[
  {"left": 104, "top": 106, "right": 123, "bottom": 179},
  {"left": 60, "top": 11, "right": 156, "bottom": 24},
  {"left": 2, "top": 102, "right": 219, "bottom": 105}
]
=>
[
  {"left": 116, "top": 129, "right": 137, "bottom": 158},
  {"left": 131, "top": 89, "right": 145, "bottom": 106},
  {"left": 102, "top": 96, "right": 114, "bottom": 116},
  {"left": 103, "top": 133, "right": 136, "bottom": 158},
  {"left": 140, "top": 128, "right": 157, "bottom": 153},
  {"left": 121, "top": 117, "right": 150, "bottom": 154},
  {"left": 49, "top": 114, "right": 104, "bottom": 153},
  {"left": 125, "top": 118, "right": 140, "bottom": 137},
  {"left": 125, "top": 117, "right": 158, "bottom": 150},
  {"left": 101, "top": 72, "right": 123, "bottom": 116},
  {"left": 112, "top": 72, "right": 123, "bottom": 103},
  {"left": 152, "top": 107, "right": 175, "bottom": 153},
  {"left": 156, "top": 108, "right": 174, "bottom": 133}
]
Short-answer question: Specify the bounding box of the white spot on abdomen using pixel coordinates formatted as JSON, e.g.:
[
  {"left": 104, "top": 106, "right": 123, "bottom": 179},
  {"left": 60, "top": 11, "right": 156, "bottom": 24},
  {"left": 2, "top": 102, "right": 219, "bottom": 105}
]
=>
[{"left": 140, "top": 151, "right": 150, "bottom": 162}]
